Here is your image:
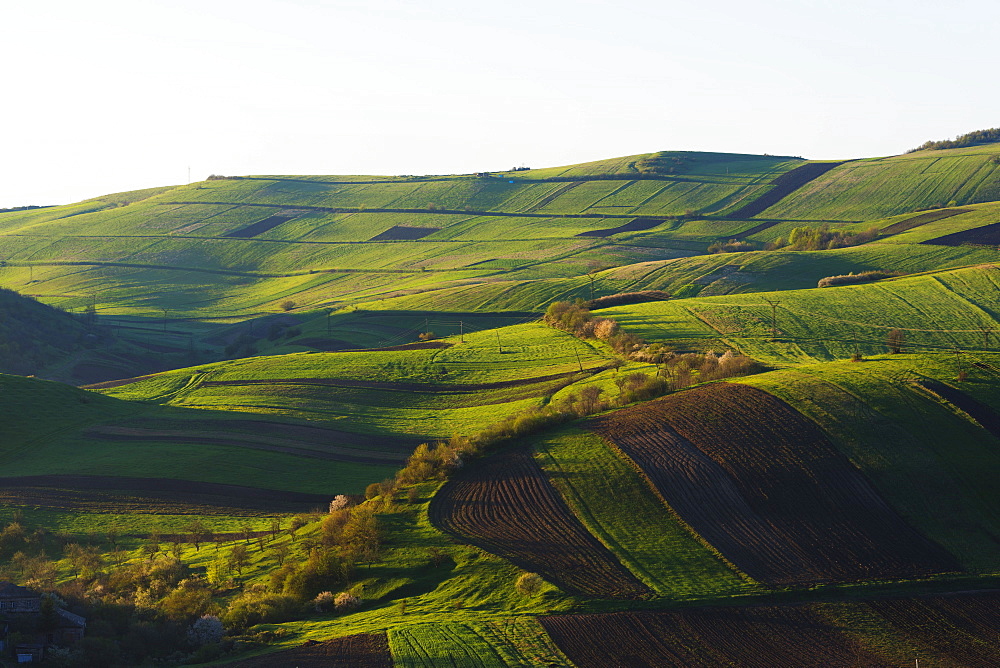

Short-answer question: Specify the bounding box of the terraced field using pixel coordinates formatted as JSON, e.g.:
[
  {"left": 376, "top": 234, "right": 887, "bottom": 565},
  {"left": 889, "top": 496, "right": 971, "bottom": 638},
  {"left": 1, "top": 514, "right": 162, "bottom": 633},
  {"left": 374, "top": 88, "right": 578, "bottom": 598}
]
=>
[
  {"left": 591, "top": 383, "right": 958, "bottom": 586},
  {"left": 429, "top": 446, "right": 651, "bottom": 599}
]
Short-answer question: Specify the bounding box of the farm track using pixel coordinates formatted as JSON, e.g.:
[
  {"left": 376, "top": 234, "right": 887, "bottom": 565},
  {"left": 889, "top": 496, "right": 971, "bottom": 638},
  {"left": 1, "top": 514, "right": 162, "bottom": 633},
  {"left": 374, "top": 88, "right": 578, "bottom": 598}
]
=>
[
  {"left": 591, "top": 383, "right": 959, "bottom": 586},
  {"left": 0, "top": 475, "right": 332, "bottom": 513},
  {"left": 429, "top": 446, "right": 651, "bottom": 599},
  {"left": 539, "top": 606, "right": 887, "bottom": 667},
  {"left": 220, "top": 632, "right": 393, "bottom": 668}
]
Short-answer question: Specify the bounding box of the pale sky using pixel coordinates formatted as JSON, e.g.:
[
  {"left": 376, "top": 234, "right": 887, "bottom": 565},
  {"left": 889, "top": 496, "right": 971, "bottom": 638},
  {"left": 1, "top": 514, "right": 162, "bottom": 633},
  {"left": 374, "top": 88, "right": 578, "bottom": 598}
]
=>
[{"left": 2, "top": 0, "right": 997, "bottom": 208}]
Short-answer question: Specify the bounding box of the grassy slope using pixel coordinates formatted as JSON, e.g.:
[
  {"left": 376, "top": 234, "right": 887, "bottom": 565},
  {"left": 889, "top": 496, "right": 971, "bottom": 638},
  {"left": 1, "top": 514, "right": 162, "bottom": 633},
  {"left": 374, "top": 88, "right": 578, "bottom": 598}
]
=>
[
  {"left": 603, "top": 262, "right": 1000, "bottom": 364},
  {"left": 761, "top": 143, "right": 1000, "bottom": 221}
]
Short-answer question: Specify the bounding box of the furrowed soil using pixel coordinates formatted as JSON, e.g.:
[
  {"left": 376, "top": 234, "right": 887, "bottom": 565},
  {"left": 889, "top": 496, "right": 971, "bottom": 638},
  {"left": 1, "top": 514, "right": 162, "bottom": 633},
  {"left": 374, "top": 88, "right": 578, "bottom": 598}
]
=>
[
  {"left": 576, "top": 217, "right": 667, "bottom": 237},
  {"left": 369, "top": 225, "right": 440, "bottom": 240},
  {"left": 916, "top": 380, "right": 1000, "bottom": 437},
  {"left": 539, "top": 605, "right": 886, "bottom": 667},
  {"left": 867, "top": 591, "right": 1000, "bottom": 667},
  {"left": 221, "top": 632, "right": 393, "bottom": 668},
  {"left": 429, "top": 446, "right": 651, "bottom": 599},
  {"left": 591, "top": 382, "right": 959, "bottom": 586}
]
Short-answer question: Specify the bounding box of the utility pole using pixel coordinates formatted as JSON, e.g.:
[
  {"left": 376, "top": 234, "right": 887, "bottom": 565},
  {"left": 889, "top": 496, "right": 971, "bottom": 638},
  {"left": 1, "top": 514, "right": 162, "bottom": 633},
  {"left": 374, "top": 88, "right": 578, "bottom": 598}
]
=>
[
  {"left": 459, "top": 320, "right": 464, "bottom": 343},
  {"left": 850, "top": 323, "right": 862, "bottom": 360},
  {"left": 327, "top": 308, "right": 334, "bottom": 337},
  {"left": 981, "top": 324, "right": 994, "bottom": 348},
  {"left": 763, "top": 298, "right": 780, "bottom": 340},
  {"left": 574, "top": 346, "right": 584, "bottom": 372},
  {"left": 587, "top": 272, "right": 596, "bottom": 302},
  {"left": 161, "top": 307, "right": 169, "bottom": 333},
  {"left": 496, "top": 329, "right": 502, "bottom": 354}
]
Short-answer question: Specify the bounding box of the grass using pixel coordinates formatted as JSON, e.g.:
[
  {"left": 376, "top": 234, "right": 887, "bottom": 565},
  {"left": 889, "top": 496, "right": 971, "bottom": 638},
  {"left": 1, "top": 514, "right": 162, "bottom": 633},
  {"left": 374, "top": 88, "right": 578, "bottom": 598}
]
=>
[{"left": 602, "top": 262, "right": 1000, "bottom": 365}]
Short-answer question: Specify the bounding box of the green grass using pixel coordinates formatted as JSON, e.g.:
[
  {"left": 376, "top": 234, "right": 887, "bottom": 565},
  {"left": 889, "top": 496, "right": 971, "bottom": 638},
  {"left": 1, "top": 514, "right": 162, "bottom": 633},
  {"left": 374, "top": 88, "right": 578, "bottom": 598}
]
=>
[
  {"left": 603, "top": 263, "right": 1000, "bottom": 364},
  {"left": 761, "top": 143, "right": 1000, "bottom": 220}
]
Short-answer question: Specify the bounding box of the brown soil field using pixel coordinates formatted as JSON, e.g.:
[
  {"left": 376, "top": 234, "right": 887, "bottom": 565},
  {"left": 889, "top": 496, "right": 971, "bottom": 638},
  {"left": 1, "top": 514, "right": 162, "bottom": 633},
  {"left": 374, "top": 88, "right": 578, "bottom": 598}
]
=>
[
  {"left": 924, "top": 221, "right": 1000, "bottom": 246},
  {"left": 576, "top": 217, "right": 667, "bottom": 238},
  {"left": 224, "top": 212, "right": 301, "bottom": 238},
  {"left": 591, "top": 383, "right": 959, "bottom": 586},
  {"left": 429, "top": 447, "right": 651, "bottom": 599},
  {"left": 867, "top": 591, "right": 1000, "bottom": 667},
  {"left": 221, "top": 632, "right": 393, "bottom": 668},
  {"left": 880, "top": 208, "right": 972, "bottom": 234},
  {"left": 917, "top": 380, "right": 1000, "bottom": 437},
  {"left": 0, "top": 475, "right": 330, "bottom": 513},
  {"left": 726, "top": 161, "right": 847, "bottom": 219},
  {"left": 369, "top": 225, "right": 440, "bottom": 241},
  {"left": 539, "top": 605, "right": 886, "bottom": 667}
]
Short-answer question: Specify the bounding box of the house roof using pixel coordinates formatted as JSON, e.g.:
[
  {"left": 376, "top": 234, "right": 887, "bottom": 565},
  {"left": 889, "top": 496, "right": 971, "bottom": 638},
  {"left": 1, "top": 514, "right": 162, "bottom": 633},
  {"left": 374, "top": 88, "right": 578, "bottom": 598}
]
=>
[
  {"left": 56, "top": 608, "right": 86, "bottom": 628},
  {"left": 0, "top": 582, "right": 39, "bottom": 599}
]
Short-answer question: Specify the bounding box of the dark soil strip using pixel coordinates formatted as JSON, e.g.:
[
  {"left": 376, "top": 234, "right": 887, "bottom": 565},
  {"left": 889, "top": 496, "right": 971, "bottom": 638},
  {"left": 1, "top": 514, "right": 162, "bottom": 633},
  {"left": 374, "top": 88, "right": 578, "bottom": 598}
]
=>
[
  {"left": 917, "top": 380, "right": 1000, "bottom": 437},
  {"left": 221, "top": 632, "right": 393, "bottom": 668},
  {"left": 369, "top": 225, "right": 440, "bottom": 241},
  {"left": 922, "top": 221, "right": 1000, "bottom": 246},
  {"left": 867, "top": 592, "right": 1000, "bottom": 667},
  {"left": 576, "top": 217, "right": 668, "bottom": 238},
  {"left": 591, "top": 383, "right": 959, "bottom": 586},
  {"left": 0, "top": 487, "right": 289, "bottom": 516},
  {"left": 429, "top": 447, "right": 651, "bottom": 599},
  {"left": 540, "top": 606, "right": 888, "bottom": 667},
  {"left": 881, "top": 208, "right": 971, "bottom": 235},
  {"left": 223, "top": 212, "right": 300, "bottom": 238},
  {"left": 81, "top": 427, "right": 408, "bottom": 464},
  {"left": 0, "top": 475, "right": 331, "bottom": 511},
  {"left": 730, "top": 218, "right": 785, "bottom": 240},
  {"left": 726, "top": 161, "right": 847, "bottom": 219},
  {"left": 199, "top": 367, "right": 605, "bottom": 393}
]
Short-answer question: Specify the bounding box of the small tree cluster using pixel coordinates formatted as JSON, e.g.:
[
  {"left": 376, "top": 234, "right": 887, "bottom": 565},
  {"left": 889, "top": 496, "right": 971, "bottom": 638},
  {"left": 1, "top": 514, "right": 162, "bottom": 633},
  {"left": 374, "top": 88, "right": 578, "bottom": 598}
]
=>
[
  {"left": 544, "top": 302, "right": 642, "bottom": 355},
  {"left": 707, "top": 239, "right": 756, "bottom": 254},
  {"left": 334, "top": 591, "right": 362, "bottom": 613},
  {"left": 583, "top": 290, "right": 672, "bottom": 309},
  {"left": 768, "top": 224, "right": 879, "bottom": 251}
]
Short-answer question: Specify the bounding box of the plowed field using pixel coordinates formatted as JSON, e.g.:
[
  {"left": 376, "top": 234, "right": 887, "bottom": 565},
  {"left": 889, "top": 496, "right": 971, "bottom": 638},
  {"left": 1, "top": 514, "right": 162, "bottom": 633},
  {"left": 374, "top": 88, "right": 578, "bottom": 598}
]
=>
[
  {"left": 221, "top": 632, "right": 392, "bottom": 667},
  {"left": 867, "top": 591, "right": 1000, "bottom": 667},
  {"left": 591, "top": 383, "right": 958, "bottom": 586},
  {"left": 925, "top": 221, "right": 1000, "bottom": 246},
  {"left": 429, "top": 447, "right": 650, "bottom": 599},
  {"left": 539, "top": 606, "right": 885, "bottom": 667}
]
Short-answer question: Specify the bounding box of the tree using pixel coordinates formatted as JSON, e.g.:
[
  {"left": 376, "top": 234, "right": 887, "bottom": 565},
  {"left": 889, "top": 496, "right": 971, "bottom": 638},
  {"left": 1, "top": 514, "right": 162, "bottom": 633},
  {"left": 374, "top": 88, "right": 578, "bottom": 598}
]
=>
[
  {"left": 887, "top": 328, "right": 906, "bottom": 354},
  {"left": 188, "top": 614, "right": 225, "bottom": 646},
  {"left": 280, "top": 299, "right": 296, "bottom": 312}
]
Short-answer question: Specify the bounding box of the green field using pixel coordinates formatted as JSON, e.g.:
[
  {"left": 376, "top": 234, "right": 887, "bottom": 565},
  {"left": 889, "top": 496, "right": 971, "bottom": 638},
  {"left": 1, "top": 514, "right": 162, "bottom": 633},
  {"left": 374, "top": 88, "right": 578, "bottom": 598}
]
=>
[{"left": 4, "top": 144, "right": 1000, "bottom": 666}]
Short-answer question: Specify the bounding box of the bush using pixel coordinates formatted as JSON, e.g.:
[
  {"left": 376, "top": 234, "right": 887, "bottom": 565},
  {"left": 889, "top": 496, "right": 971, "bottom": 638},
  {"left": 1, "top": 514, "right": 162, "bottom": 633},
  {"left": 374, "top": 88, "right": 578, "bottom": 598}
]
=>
[
  {"left": 707, "top": 239, "right": 755, "bottom": 254},
  {"left": 279, "top": 300, "right": 296, "bottom": 312},
  {"left": 312, "top": 591, "right": 335, "bottom": 612},
  {"left": 222, "top": 590, "right": 300, "bottom": 630},
  {"left": 817, "top": 270, "right": 902, "bottom": 288},
  {"left": 583, "top": 290, "right": 672, "bottom": 309},
  {"left": 334, "top": 592, "right": 361, "bottom": 613},
  {"left": 515, "top": 572, "right": 544, "bottom": 596}
]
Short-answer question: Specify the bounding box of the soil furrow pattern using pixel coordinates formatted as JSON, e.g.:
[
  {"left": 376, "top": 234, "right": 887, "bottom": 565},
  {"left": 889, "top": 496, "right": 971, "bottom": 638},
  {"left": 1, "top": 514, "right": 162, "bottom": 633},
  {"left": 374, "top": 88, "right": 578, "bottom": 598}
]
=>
[
  {"left": 726, "top": 161, "right": 847, "bottom": 219},
  {"left": 429, "top": 446, "right": 651, "bottom": 599},
  {"left": 591, "top": 382, "right": 959, "bottom": 586}
]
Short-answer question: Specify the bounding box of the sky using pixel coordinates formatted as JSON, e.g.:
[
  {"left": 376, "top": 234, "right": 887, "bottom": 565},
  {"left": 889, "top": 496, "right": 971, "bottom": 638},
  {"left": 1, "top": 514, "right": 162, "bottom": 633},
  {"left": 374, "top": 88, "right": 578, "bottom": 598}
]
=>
[{"left": 2, "top": 0, "right": 998, "bottom": 208}]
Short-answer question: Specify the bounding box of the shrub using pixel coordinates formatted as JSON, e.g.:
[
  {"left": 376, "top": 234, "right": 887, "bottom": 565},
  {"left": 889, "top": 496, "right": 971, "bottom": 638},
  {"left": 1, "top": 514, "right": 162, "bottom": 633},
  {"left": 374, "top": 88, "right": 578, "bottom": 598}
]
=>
[
  {"left": 222, "top": 589, "right": 300, "bottom": 629},
  {"left": 584, "top": 290, "right": 672, "bottom": 309},
  {"left": 329, "top": 495, "right": 351, "bottom": 513},
  {"left": 279, "top": 300, "right": 296, "bottom": 312},
  {"left": 887, "top": 328, "right": 906, "bottom": 354},
  {"left": 312, "top": 591, "right": 335, "bottom": 612}
]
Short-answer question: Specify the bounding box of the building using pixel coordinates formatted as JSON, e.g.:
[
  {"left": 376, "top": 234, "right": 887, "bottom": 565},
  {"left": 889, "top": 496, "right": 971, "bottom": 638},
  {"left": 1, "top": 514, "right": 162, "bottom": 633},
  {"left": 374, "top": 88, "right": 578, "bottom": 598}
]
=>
[{"left": 0, "top": 583, "right": 41, "bottom": 614}]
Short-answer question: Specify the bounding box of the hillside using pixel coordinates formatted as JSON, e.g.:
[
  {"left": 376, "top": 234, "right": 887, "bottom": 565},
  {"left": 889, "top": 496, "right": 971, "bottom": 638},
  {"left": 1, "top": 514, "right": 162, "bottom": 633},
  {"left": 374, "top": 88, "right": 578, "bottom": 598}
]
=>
[{"left": 3, "top": 141, "right": 1000, "bottom": 666}]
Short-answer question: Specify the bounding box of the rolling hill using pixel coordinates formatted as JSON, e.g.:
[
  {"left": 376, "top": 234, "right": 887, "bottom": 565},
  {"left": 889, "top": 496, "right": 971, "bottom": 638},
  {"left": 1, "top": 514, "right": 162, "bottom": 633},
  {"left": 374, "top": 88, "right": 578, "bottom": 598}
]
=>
[{"left": 3, "top": 139, "right": 1000, "bottom": 665}]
